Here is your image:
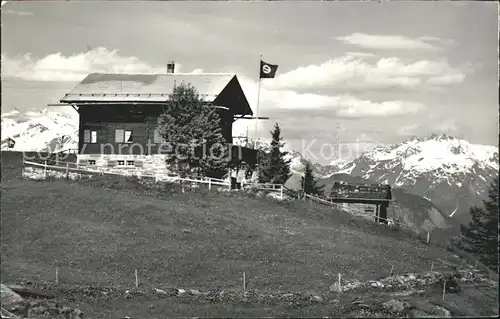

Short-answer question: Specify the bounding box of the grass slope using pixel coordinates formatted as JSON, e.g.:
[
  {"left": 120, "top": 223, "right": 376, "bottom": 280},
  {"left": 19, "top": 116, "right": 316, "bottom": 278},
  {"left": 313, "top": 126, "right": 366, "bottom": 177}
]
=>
[
  {"left": 1, "top": 152, "right": 497, "bottom": 317},
  {"left": 2, "top": 178, "right": 456, "bottom": 292}
]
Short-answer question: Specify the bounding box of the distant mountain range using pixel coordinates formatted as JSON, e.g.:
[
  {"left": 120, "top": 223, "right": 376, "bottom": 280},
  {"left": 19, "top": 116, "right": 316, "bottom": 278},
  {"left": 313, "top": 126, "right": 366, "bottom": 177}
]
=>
[
  {"left": 285, "top": 134, "right": 498, "bottom": 227},
  {"left": 1, "top": 109, "right": 78, "bottom": 152},
  {"left": 2, "top": 110, "right": 498, "bottom": 229}
]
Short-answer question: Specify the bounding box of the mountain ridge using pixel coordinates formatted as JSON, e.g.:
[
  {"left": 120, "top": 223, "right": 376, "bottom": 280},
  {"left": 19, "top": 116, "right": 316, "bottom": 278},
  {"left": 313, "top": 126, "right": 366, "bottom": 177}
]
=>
[{"left": 2, "top": 110, "right": 498, "bottom": 227}]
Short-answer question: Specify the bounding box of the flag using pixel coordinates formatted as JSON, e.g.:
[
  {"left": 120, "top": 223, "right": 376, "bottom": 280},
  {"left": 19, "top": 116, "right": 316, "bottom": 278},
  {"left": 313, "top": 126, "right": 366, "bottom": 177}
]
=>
[
  {"left": 260, "top": 60, "right": 278, "bottom": 79},
  {"left": 7, "top": 138, "right": 15, "bottom": 148}
]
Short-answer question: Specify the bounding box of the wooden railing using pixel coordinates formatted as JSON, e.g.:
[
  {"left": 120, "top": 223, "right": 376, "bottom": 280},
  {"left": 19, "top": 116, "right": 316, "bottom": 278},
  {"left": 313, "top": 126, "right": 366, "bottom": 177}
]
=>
[
  {"left": 55, "top": 148, "right": 78, "bottom": 155},
  {"left": 22, "top": 159, "right": 437, "bottom": 243},
  {"left": 303, "top": 192, "right": 424, "bottom": 236},
  {"left": 240, "top": 181, "right": 285, "bottom": 200},
  {"left": 22, "top": 160, "right": 230, "bottom": 189}
]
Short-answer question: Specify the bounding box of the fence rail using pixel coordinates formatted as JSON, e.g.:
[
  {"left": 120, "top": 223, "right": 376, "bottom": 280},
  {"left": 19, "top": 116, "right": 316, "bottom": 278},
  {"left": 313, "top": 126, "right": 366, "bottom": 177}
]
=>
[
  {"left": 56, "top": 148, "right": 78, "bottom": 155},
  {"left": 22, "top": 160, "right": 230, "bottom": 189},
  {"left": 22, "top": 159, "right": 425, "bottom": 235},
  {"left": 20, "top": 160, "right": 498, "bottom": 277},
  {"left": 303, "top": 192, "right": 423, "bottom": 236},
  {"left": 240, "top": 181, "right": 285, "bottom": 199}
]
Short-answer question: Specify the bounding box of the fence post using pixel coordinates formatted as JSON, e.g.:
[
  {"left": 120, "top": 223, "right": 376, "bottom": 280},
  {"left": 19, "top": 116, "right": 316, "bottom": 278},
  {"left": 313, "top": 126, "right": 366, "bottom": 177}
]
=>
[
  {"left": 280, "top": 185, "right": 283, "bottom": 200},
  {"left": 426, "top": 232, "right": 430, "bottom": 244},
  {"left": 208, "top": 178, "right": 212, "bottom": 190},
  {"left": 442, "top": 280, "right": 446, "bottom": 300},
  {"left": 243, "top": 271, "right": 246, "bottom": 291},
  {"left": 338, "top": 273, "right": 342, "bottom": 293},
  {"left": 65, "top": 163, "right": 69, "bottom": 180},
  {"left": 44, "top": 160, "right": 47, "bottom": 178}
]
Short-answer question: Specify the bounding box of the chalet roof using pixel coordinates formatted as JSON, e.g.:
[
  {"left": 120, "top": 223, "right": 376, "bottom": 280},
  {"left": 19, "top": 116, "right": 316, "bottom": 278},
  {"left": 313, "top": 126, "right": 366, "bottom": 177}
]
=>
[
  {"left": 60, "top": 73, "right": 253, "bottom": 115},
  {"left": 329, "top": 182, "right": 392, "bottom": 201}
]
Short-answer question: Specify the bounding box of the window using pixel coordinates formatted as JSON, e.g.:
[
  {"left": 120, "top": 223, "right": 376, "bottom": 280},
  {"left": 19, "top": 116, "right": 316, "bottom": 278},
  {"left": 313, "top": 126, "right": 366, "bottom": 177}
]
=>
[
  {"left": 117, "top": 160, "right": 125, "bottom": 166},
  {"left": 83, "top": 130, "right": 98, "bottom": 143},
  {"left": 115, "top": 129, "right": 124, "bottom": 143},
  {"left": 88, "top": 160, "right": 96, "bottom": 165},
  {"left": 126, "top": 160, "right": 135, "bottom": 166},
  {"left": 124, "top": 130, "right": 133, "bottom": 143},
  {"left": 154, "top": 129, "right": 163, "bottom": 143},
  {"left": 115, "top": 129, "right": 133, "bottom": 143}
]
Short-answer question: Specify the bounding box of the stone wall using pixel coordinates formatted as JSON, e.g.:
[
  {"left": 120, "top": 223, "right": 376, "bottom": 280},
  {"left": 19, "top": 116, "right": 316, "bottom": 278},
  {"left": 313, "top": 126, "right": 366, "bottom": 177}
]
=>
[{"left": 76, "top": 154, "right": 179, "bottom": 179}]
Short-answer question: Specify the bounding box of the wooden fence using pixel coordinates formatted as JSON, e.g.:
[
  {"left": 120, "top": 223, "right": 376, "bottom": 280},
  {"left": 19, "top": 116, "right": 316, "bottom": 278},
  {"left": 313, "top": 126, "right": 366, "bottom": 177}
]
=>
[
  {"left": 22, "top": 160, "right": 230, "bottom": 190},
  {"left": 241, "top": 181, "right": 285, "bottom": 200},
  {"left": 303, "top": 192, "right": 429, "bottom": 241},
  {"left": 22, "top": 159, "right": 430, "bottom": 238}
]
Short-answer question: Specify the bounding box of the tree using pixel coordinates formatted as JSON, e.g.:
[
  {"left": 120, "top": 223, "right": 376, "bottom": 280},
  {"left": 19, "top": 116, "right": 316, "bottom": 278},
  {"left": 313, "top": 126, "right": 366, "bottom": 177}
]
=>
[
  {"left": 156, "top": 83, "right": 230, "bottom": 178},
  {"left": 259, "top": 123, "right": 291, "bottom": 184},
  {"left": 302, "top": 161, "right": 325, "bottom": 197},
  {"left": 459, "top": 176, "right": 499, "bottom": 272}
]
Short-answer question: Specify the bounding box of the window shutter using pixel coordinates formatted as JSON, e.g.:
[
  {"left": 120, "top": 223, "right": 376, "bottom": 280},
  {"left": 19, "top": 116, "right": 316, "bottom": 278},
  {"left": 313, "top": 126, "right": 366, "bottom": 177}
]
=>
[
  {"left": 79, "top": 160, "right": 88, "bottom": 166},
  {"left": 124, "top": 130, "right": 133, "bottom": 143},
  {"left": 107, "top": 160, "right": 117, "bottom": 167},
  {"left": 83, "top": 130, "right": 90, "bottom": 143},
  {"left": 91, "top": 131, "right": 97, "bottom": 143},
  {"left": 115, "top": 129, "right": 124, "bottom": 143},
  {"left": 154, "top": 129, "right": 163, "bottom": 143}
]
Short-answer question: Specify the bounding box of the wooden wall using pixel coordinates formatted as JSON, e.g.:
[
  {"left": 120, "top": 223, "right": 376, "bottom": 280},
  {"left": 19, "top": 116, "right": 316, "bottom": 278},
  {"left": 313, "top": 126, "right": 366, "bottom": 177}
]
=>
[{"left": 78, "top": 104, "right": 234, "bottom": 155}]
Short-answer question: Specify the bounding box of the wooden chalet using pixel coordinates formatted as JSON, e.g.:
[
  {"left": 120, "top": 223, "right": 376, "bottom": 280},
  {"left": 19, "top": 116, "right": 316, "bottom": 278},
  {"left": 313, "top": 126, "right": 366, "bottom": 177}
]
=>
[{"left": 59, "top": 71, "right": 259, "bottom": 171}]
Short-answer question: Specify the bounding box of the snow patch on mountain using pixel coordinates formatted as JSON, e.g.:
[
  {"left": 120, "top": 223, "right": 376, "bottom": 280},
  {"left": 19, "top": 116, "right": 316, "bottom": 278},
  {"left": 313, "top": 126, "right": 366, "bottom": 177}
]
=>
[
  {"left": 333, "top": 133, "right": 498, "bottom": 225},
  {"left": 338, "top": 134, "right": 498, "bottom": 184},
  {"left": 1, "top": 109, "right": 78, "bottom": 152}
]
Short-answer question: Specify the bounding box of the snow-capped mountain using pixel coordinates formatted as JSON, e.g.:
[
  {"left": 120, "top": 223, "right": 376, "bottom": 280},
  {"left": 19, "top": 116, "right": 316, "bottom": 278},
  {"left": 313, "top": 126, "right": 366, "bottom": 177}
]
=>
[
  {"left": 1, "top": 109, "right": 78, "bottom": 152},
  {"left": 331, "top": 134, "right": 499, "bottom": 225},
  {"left": 2, "top": 110, "right": 497, "bottom": 228},
  {"left": 283, "top": 149, "right": 345, "bottom": 178}
]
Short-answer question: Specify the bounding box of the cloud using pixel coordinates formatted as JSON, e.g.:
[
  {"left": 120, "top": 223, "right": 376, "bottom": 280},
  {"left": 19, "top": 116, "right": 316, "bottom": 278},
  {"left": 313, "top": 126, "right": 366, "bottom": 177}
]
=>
[
  {"left": 236, "top": 74, "right": 425, "bottom": 118},
  {"left": 336, "top": 33, "right": 450, "bottom": 51},
  {"left": 426, "top": 73, "right": 466, "bottom": 86},
  {"left": 434, "top": 119, "right": 459, "bottom": 134},
  {"left": 418, "top": 36, "right": 455, "bottom": 45},
  {"left": 2, "top": 47, "right": 426, "bottom": 124},
  {"left": 0, "top": 47, "right": 201, "bottom": 82},
  {"left": 397, "top": 123, "right": 422, "bottom": 136},
  {"left": 397, "top": 119, "right": 459, "bottom": 138},
  {"left": 264, "top": 55, "right": 468, "bottom": 91},
  {"left": 2, "top": 9, "right": 33, "bottom": 16},
  {"left": 263, "top": 90, "right": 426, "bottom": 117},
  {"left": 345, "top": 52, "right": 380, "bottom": 59}
]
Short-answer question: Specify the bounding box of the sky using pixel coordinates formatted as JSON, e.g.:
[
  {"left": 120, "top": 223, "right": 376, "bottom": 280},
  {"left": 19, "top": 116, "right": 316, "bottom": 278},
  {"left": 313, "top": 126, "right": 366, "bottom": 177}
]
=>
[{"left": 1, "top": 1, "right": 498, "bottom": 164}]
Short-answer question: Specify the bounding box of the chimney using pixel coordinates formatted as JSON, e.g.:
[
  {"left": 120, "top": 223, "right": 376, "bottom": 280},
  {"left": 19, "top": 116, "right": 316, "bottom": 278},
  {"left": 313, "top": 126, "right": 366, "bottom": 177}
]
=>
[{"left": 167, "top": 61, "right": 175, "bottom": 74}]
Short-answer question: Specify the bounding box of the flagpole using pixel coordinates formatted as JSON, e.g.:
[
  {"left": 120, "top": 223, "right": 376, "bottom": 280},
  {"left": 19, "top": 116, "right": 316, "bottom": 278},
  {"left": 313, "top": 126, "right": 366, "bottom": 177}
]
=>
[{"left": 254, "top": 54, "right": 263, "bottom": 144}]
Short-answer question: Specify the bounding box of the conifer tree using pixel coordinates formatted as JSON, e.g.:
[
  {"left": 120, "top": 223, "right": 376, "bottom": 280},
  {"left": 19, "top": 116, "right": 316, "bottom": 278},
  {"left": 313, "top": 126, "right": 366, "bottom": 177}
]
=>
[
  {"left": 302, "top": 161, "right": 325, "bottom": 197},
  {"left": 156, "top": 83, "right": 230, "bottom": 178},
  {"left": 259, "top": 123, "right": 291, "bottom": 184},
  {"left": 460, "top": 176, "right": 499, "bottom": 272}
]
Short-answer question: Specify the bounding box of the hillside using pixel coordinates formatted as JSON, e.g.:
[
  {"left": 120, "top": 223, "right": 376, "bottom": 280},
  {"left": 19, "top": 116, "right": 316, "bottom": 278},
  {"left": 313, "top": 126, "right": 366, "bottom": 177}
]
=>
[
  {"left": 1, "top": 178, "right": 452, "bottom": 291},
  {"left": 1, "top": 110, "right": 497, "bottom": 240},
  {"left": 3, "top": 110, "right": 497, "bottom": 229},
  {"left": 1, "top": 153, "right": 498, "bottom": 317}
]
